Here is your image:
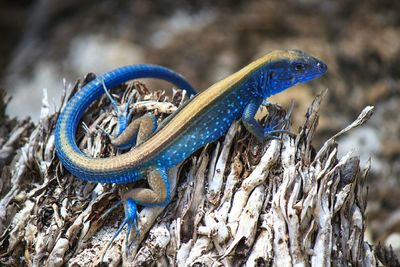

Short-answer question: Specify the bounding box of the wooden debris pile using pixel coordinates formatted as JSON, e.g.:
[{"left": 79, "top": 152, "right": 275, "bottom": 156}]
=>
[{"left": 0, "top": 79, "right": 388, "bottom": 266}]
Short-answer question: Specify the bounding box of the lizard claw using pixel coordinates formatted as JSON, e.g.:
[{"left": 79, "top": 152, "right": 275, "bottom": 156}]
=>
[
  {"left": 96, "top": 125, "right": 115, "bottom": 140},
  {"left": 263, "top": 118, "right": 291, "bottom": 139},
  {"left": 101, "top": 79, "right": 132, "bottom": 136},
  {"left": 263, "top": 127, "right": 290, "bottom": 139},
  {"left": 102, "top": 79, "right": 120, "bottom": 113},
  {"left": 101, "top": 198, "right": 140, "bottom": 263},
  {"left": 124, "top": 198, "right": 140, "bottom": 238}
]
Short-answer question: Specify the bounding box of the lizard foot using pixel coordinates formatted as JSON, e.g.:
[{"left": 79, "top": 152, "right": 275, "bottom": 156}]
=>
[
  {"left": 263, "top": 118, "right": 291, "bottom": 139},
  {"left": 101, "top": 198, "right": 139, "bottom": 263},
  {"left": 100, "top": 80, "right": 158, "bottom": 150},
  {"left": 101, "top": 78, "right": 135, "bottom": 136}
]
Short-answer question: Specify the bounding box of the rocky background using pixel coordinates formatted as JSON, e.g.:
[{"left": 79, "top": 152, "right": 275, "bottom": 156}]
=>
[{"left": 0, "top": 0, "right": 399, "bottom": 257}]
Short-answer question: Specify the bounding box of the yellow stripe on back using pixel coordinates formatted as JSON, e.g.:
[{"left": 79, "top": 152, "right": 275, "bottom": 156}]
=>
[{"left": 60, "top": 50, "right": 297, "bottom": 172}]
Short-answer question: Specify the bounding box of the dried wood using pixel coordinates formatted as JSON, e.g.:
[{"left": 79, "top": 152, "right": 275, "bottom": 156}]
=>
[{"left": 0, "top": 81, "right": 384, "bottom": 266}]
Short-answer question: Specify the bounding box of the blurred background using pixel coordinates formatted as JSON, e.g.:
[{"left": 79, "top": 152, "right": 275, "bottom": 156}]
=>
[{"left": 0, "top": 0, "right": 399, "bottom": 254}]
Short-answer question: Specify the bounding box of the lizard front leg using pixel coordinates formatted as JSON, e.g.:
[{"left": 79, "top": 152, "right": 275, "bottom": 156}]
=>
[{"left": 242, "top": 98, "right": 288, "bottom": 142}]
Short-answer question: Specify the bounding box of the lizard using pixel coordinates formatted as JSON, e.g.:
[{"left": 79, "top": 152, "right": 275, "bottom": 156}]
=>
[{"left": 54, "top": 49, "right": 327, "bottom": 250}]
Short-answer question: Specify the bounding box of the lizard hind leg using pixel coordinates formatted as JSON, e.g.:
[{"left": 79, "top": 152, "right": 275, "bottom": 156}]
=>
[
  {"left": 121, "top": 167, "right": 171, "bottom": 240},
  {"left": 101, "top": 167, "right": 171, "bottom": 262},
  {"left": 111, "top": 112, "right": 157, "bottom": 150},
  {"left": 122, "top": 167, "right": 171, "bottom": 207},
  {"left": 100, "top": 79, "right": 158, "bottom": 150}
]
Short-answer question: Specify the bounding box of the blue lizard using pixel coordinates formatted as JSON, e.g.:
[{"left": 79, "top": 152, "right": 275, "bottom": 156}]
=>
[{"left": 54, "top": 50, "right": 327, "bottom": 251}]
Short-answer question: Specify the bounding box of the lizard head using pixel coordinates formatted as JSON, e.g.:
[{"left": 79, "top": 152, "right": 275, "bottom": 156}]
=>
[{"left": 262, "top": 49, "right": 327, "bottom": 97}]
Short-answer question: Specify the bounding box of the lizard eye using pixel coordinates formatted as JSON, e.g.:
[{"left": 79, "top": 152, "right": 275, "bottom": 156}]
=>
[
  {"left": 269, "top": 71, "right": 275, "bottom": 79},
  {"left": 294, "top": 63, "right": 305, "bottom": 72}
]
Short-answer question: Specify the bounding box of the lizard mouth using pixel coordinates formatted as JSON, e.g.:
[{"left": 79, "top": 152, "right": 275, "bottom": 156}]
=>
[
  {"left": 296, "top": 61, "right": 327, "bottom": 83},
  {"left": 316, "top": 61, "right": 328, "bottom": 73}
]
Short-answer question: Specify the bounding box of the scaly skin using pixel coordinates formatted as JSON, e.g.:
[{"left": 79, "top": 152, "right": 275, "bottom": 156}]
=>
[
  {"left": 55, "top": 64, "right": 196, "bottom": 183},
  {"left": 54, "top": 50, "right": 327, "bottom": 248}
]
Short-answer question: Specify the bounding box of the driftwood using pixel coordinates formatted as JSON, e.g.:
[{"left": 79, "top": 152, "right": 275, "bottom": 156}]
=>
[{"left": 0, "top": 78, "right": 392, "bottom": 266}]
